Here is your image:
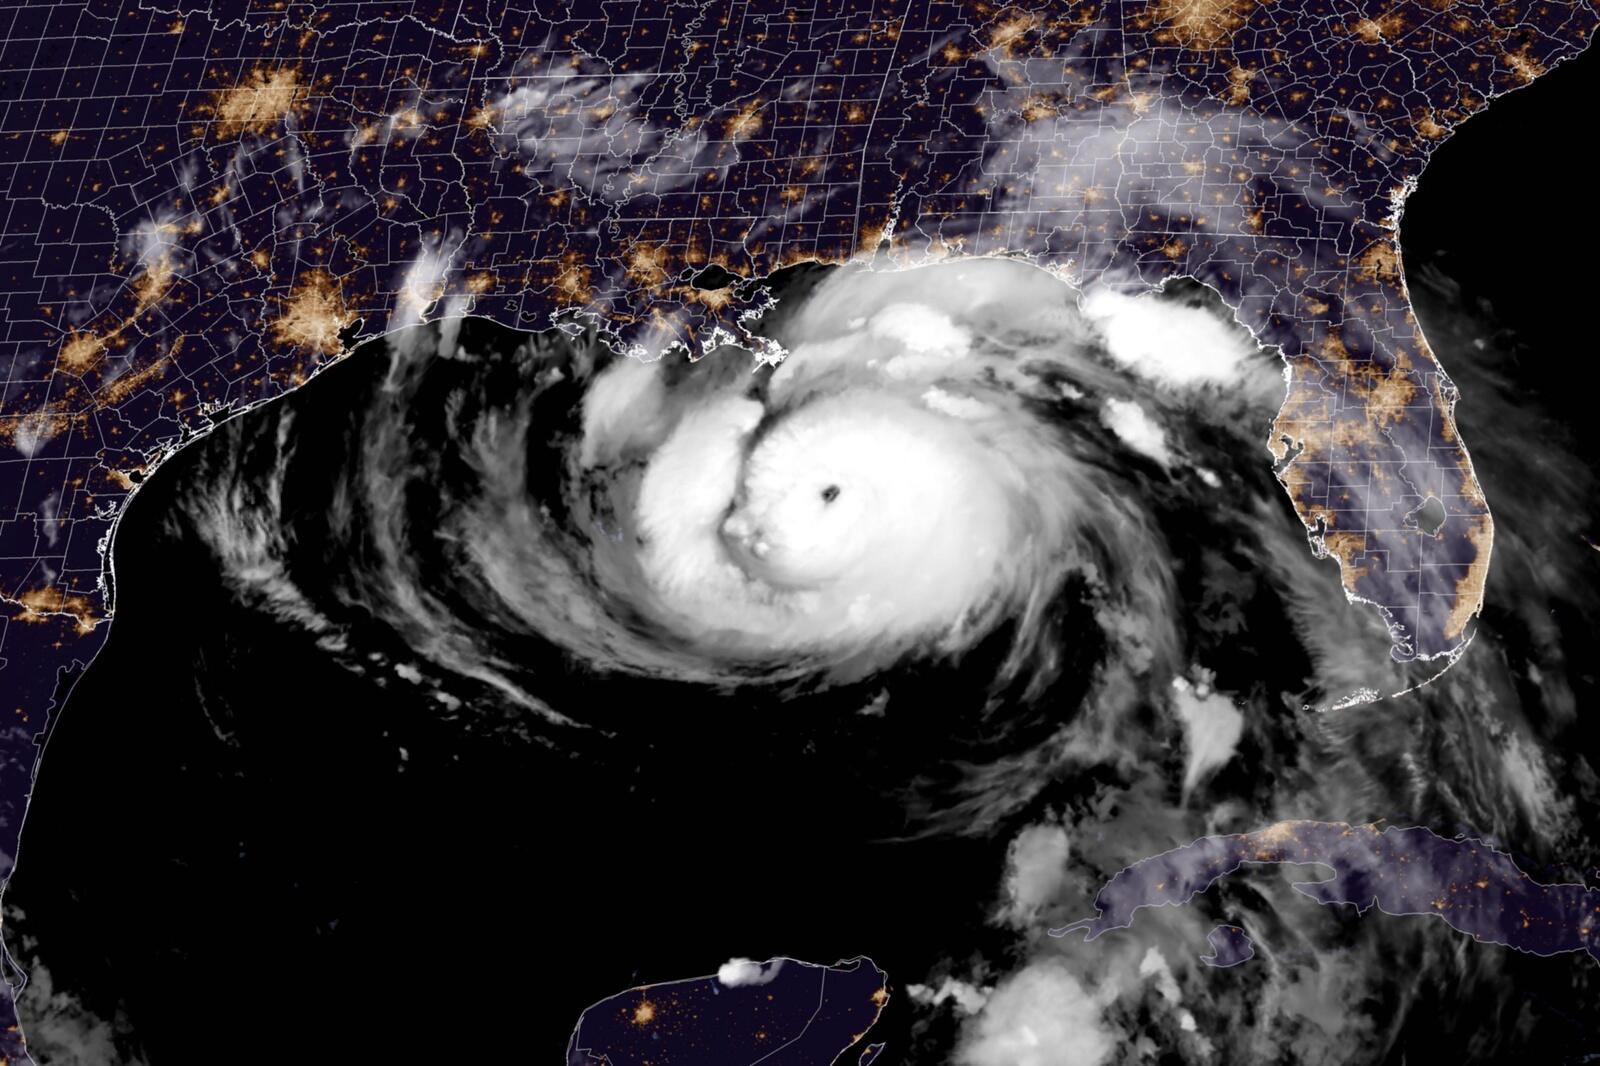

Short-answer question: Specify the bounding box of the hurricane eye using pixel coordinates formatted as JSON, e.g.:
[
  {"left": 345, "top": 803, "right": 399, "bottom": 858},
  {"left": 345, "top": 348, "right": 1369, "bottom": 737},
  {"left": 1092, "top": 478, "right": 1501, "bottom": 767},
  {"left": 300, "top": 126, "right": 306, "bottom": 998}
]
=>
[{"left": 820, "top": 484, "right": 840, "bottom": 504}]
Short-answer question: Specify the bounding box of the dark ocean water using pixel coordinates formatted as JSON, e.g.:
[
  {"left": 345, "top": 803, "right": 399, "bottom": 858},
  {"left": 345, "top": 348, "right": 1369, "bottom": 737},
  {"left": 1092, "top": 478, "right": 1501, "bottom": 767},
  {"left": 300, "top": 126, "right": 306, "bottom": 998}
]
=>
[{"left": 6, "top": 47, "right": 1599, "bottom": 1066}]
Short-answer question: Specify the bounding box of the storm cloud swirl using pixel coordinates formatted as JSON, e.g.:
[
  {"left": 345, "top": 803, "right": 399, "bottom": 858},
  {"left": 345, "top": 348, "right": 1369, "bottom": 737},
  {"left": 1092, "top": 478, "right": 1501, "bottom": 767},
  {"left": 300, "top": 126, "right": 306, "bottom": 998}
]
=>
[
  {"left": 157, "top": 260, "right": 1294, "bottom": 825},
  {"left": 21, "top": 255, "right": 1591, "bottom": 1066}
]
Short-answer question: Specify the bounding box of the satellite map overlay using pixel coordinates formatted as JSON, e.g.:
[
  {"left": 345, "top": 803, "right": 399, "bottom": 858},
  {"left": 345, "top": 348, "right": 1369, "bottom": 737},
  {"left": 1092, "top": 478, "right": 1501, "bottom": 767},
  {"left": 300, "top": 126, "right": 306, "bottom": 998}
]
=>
[{"left": 0, "top": 0, "right": 1597, "bottom": 1059}]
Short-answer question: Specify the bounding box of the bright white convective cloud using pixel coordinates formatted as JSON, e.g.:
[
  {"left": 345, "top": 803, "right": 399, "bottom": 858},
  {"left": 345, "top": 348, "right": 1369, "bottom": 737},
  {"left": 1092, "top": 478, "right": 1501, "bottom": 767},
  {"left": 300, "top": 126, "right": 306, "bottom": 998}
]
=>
[
  {"left": 1100, "top": 398, "right": 1174, "bottom": 466},
  {"left": 716, "top": 957, "right": 785, "bottom": 987}
]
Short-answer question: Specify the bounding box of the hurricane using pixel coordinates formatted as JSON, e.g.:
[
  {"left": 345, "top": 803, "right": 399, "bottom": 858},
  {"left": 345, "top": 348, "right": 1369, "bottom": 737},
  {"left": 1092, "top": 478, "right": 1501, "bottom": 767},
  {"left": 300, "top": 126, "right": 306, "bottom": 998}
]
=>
[
  {"left": 12, "top": 253, "right": 1599, "bottom": 1065},
  {"left": 158, "top": 259, "right": 1265, "bottom": 818}
]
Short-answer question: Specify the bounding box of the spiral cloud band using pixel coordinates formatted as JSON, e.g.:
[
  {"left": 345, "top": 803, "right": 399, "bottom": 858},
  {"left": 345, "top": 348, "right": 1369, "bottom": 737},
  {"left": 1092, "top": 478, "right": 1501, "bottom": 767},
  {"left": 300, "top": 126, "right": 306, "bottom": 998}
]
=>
[
  {"left": 181, "top": 256, "right": 1284, "bottom": 786},
  {"left": 588, "top": 267, "right": 1096, "bottom": 675}
]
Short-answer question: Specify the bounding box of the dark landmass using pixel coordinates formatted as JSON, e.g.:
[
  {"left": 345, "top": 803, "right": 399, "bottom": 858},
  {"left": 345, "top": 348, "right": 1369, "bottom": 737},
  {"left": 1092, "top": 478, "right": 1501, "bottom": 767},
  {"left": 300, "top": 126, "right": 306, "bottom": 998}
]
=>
[
  {"left": 1199, "top": 924, "right": 1255, "bottom": 968},
  {"left": 567, "top": 956, "right": 888, "bottom": 1066},
  {"left": 1054, "top": 821, "right": 1600, "bottom": 963}
]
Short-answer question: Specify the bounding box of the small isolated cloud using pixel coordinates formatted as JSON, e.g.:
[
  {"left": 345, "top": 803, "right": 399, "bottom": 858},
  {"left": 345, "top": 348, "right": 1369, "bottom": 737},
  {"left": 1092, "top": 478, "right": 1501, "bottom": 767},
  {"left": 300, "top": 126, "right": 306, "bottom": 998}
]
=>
[
  {"left": 1170, "top": 671, "right": 1244, "bottom": 795},
  {"left": 908, "top": 977, "right": 990, "bottom": 1014},
  {"left": 1001, "top": 822, "right": 1072, "bottom": 927},
  {"left": 1100, "top": 398, "right": 1173, "bottom": 465},
  {"left": 956, "top": 958, "right": 1116, "bottom": 1066},
  {"left": 1138, "top": 948, "right": 1206, "bottom": 1042},
  {"left": 716, "top": 957, "right": 785, "bottom": 987},
  {"left": 1138, "top": 946, "right": 1182, "bottom": 1005}
]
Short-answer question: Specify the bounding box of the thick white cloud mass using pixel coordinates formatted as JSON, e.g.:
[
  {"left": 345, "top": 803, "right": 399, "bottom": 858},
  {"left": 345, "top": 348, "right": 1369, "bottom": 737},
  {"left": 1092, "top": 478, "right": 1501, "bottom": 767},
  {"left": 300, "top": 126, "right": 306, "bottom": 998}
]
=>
[
  {"left": 955, "top": 958, "right": 1117, "bottom": 1066},
  {"left": 1078, "top": 289, "right": 1264, "bottom": 391},
  {"left": 1099, "top": 398, "right": 1173, "bottom": 466},
  {"left": 716, "top": 957, "right": 785, "bottom": 987},
  {"left": 1001, "top": 822, "right": 1073, "bottom": 927},
  {"left": 566, "top": 259, "right": 1155, "bottom": 683},
  {"left": 1169, "top": 673, "right": 1245, "bottom": 795}
]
